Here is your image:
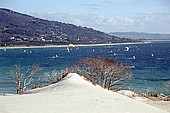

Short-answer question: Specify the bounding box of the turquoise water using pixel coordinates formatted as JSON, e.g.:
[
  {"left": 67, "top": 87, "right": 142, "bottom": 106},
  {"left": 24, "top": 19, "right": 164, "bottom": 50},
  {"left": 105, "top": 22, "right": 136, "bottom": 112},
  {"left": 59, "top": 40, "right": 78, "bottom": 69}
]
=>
[{"left": 0, "top": 41, "right": 170, "bottom": 94}]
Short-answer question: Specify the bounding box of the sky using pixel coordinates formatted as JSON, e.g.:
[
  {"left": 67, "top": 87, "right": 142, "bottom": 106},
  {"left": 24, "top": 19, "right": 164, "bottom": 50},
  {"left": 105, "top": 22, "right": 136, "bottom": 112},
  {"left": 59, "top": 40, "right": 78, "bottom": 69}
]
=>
[{"left": 0, "top": 0, "right": 170, "bottom": 34}]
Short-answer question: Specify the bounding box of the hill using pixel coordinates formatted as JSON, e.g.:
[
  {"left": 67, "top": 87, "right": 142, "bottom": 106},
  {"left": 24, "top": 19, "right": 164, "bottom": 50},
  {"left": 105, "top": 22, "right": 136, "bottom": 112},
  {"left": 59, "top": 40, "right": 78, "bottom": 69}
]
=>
[
  {"left": 109, "top": 32, "right": 170, "bottom": 40},
  {"left": 0, "top": 8, "right": 134, "bottom": 47}
]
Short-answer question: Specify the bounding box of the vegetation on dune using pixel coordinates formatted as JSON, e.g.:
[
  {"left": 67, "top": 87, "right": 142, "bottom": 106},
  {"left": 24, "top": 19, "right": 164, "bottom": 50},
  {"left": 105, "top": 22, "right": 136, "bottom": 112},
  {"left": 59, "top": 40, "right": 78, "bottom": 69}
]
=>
[
  {"left": 10, "top": 56, "right": 170, "bottom": 101},
  {"left": 11, "top": 64, "right": 40, "bottom": 94},
  {"left": 11, "top": 65, "right": 71, "bottom": 94},
  {"left": 74, "top": 56, "right": 132, "bottom": 91},
  {"left": 32, "top": 67, "right": 71, "bottom": 89},
  {"left": 11, "top": 56, "right": 132, "bottom": 94}
]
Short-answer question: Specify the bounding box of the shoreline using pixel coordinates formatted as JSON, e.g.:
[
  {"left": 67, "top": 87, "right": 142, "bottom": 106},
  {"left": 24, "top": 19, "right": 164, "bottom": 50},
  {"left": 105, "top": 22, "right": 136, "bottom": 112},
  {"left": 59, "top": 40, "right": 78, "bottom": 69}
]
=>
[{"left": 0, "top": 41, "right": 150, "bottom": 49}]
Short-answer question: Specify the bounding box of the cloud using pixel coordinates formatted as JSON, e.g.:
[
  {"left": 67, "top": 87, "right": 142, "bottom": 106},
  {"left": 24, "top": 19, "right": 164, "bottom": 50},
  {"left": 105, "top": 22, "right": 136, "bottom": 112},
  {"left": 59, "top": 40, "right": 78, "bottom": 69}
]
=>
[
  {"left": 104, "top": 0, "right": 115, "bottom": 7},
  {"left": 30, "top": 12, "right": 170, "bottom": 34},
  {"left": 79, "top": 3, "right": 101, "bottom": 10}
]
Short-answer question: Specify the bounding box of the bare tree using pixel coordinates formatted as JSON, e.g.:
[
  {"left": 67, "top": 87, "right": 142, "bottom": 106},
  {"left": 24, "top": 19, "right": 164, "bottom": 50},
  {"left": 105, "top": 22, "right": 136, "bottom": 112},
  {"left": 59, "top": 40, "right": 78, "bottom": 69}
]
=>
[
  {"left": 11, "top": 64, "right": 40, "bottom": 94},
  {"left": 75, "top": 56, "right": 132, "bottom": 90},
  {"left": 32, "top": 67, "right": 70, "bottom": 89}
]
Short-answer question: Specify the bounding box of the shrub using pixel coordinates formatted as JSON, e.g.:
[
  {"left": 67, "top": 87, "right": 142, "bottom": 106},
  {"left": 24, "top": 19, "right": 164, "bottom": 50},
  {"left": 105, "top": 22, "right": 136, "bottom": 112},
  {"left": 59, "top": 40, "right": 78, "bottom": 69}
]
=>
[
  {"left": 32, "top": 67, "right": 70, "bottom": 89},
  {"left": 11, "top": 64, "right": 40, "bottom": 94},
  {"left": 74, "top": 56, "right": 132, "bottom": 90}
]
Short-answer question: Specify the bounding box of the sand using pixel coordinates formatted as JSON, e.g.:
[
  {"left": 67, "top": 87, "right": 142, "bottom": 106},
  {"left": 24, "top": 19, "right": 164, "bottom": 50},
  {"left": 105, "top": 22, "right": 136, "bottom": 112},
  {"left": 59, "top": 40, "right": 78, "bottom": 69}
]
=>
[
  {"left": 0, "top": 41, "right": 150, "bottom": 49},
  {"left": 118, "top": 90, "right": 170, "bottom": 113},
  {"left": 0, "top": 73, "right": 169, "bottom": 113},
  {"left": 145, "top": 101, "right": 170, "bottom": 113}
]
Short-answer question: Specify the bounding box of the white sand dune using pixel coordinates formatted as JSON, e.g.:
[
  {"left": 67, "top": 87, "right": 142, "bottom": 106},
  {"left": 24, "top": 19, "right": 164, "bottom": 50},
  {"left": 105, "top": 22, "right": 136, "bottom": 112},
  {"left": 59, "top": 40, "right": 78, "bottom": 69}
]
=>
[{"left": 0, "top": 73, "right": 168, "bottom": 113}]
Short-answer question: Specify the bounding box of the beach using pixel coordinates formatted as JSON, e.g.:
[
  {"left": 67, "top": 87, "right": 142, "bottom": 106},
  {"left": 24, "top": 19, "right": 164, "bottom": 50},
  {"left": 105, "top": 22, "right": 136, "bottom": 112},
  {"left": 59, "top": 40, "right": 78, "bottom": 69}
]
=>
[
  {"left": 0, "top": 73, "right": 169, "bottom": 113},
  {"left": 0, "top": 41, "right": 150, "bottom": 49}
]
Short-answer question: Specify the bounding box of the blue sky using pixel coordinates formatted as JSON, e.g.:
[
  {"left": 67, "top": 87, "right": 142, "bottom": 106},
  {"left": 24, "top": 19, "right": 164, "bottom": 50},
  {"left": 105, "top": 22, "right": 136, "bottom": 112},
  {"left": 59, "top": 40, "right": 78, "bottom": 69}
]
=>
[{"left": 1, "top": 0, "right": 170, "bottom": 34}]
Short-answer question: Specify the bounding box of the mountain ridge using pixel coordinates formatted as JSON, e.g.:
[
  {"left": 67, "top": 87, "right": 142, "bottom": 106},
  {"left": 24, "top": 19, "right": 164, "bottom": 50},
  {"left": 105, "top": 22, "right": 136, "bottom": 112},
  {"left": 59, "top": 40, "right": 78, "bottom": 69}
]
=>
[{"left": 109, "top": 32, "right": 170, "bottom": 40}]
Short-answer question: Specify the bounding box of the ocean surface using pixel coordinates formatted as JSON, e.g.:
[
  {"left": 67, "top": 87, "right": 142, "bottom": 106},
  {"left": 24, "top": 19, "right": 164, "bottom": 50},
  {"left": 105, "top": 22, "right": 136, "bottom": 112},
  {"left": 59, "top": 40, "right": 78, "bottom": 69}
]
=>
[{"left": 0, "top": 41, "right": 170, "bottom": 94}]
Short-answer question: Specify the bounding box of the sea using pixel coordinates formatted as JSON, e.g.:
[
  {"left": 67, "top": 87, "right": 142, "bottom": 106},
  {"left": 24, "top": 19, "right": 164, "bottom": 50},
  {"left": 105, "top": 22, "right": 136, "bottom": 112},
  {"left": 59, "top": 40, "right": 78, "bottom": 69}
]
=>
[{"left": 0, "top": 41, "right": 170, "bottom": 94}]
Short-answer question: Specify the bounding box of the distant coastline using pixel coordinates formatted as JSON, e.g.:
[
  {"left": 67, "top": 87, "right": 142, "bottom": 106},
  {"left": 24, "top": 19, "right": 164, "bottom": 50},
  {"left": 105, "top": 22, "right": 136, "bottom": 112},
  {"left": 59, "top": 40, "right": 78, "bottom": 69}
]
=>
[
  {"left": 147, "top": 39, "right": 170, "bottom": 42},
  {"left": 0, "top": 41, "right": 150, "bottom": 49}
]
